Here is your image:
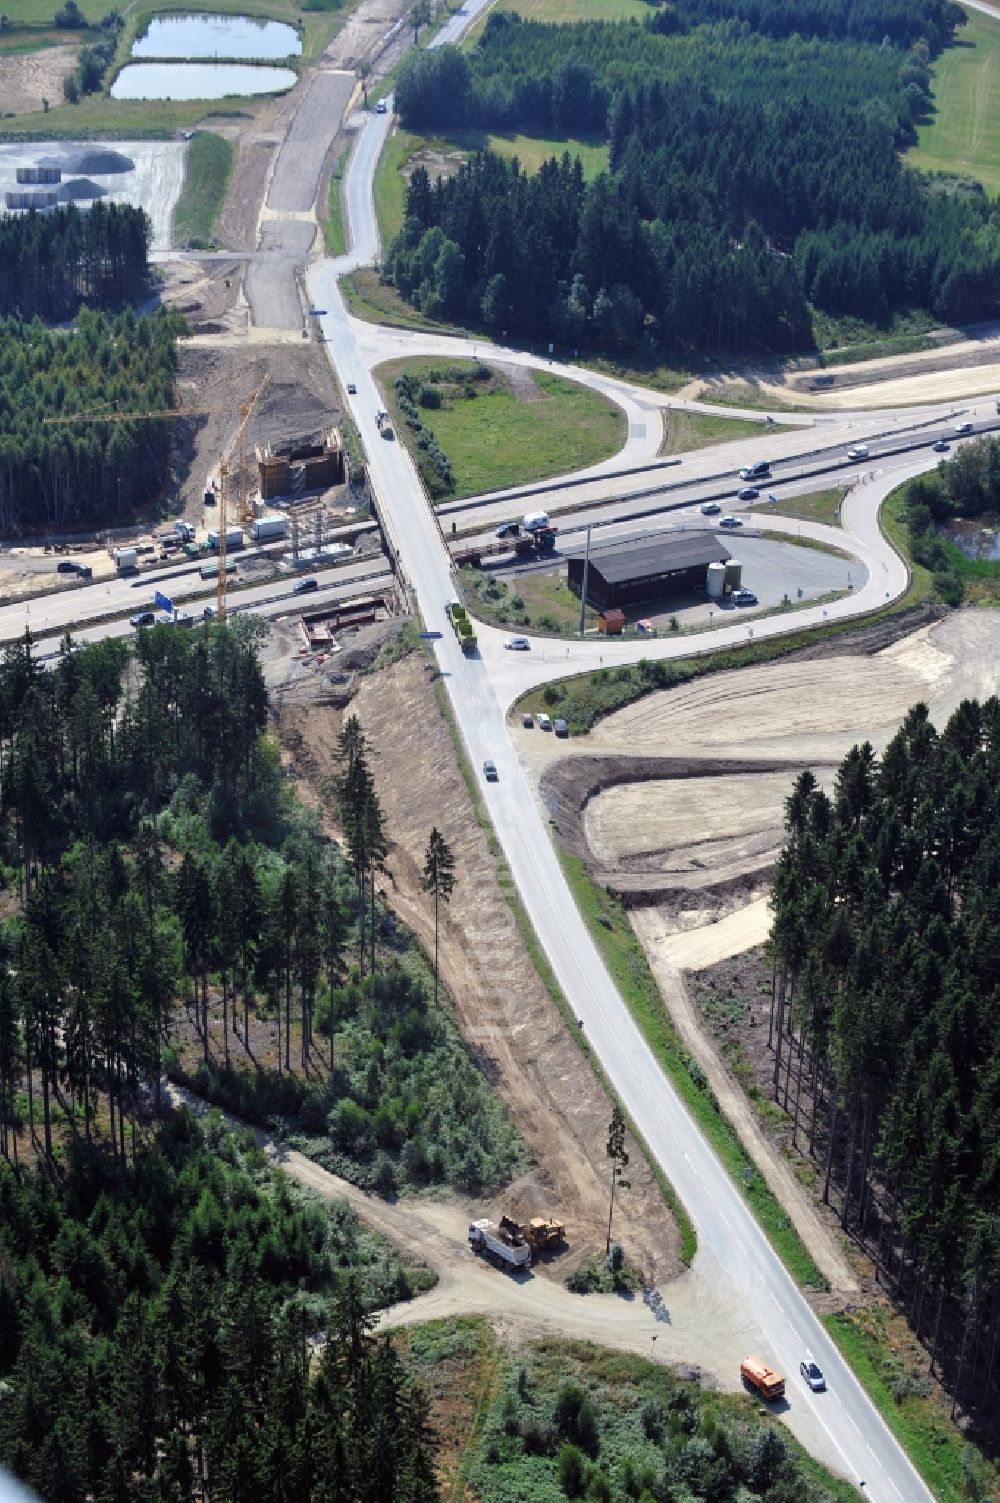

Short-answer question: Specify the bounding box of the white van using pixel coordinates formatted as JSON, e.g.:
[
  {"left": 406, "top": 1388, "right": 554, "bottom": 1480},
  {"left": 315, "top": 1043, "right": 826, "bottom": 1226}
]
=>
[{"left": 846, "top": 445, "right": 870, "bottom": 461}]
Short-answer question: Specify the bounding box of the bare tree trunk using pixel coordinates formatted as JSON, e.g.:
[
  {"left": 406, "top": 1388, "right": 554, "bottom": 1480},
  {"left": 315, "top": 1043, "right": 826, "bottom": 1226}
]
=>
[
  {"left": 841, "top": 1096, "right": 860, "bottom": 1230},
  {"left": 823, "top": 1092, "right": 839, "bottom": 1205}
]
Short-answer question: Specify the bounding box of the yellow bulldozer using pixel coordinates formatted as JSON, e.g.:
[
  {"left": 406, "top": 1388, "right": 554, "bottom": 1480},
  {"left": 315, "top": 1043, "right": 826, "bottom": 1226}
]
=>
[{"left": 500, "top": 1214, "right": 566, "bottom": 1257}]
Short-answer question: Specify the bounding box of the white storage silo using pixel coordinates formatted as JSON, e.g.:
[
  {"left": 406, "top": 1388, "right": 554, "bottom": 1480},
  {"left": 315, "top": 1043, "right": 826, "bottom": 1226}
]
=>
[{"left": 707, "top": 561, "right": 726, "bottom": 599}]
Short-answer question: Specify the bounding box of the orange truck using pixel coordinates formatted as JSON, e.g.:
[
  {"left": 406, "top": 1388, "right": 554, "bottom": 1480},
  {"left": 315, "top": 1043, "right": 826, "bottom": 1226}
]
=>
[{"left": 740, "top": 1356, "right": 785, "bottom": 1401}]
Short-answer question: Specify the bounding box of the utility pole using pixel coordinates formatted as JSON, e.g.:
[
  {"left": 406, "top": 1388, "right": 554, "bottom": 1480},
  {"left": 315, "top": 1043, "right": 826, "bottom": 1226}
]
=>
[{"left": 579, "top": 524, "right": 592, "bottom": 637}]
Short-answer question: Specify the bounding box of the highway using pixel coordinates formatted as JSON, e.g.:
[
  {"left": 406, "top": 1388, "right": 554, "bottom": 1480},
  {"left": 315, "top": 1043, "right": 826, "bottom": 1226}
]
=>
[{"left": 294, "top": 44, "right": 985, "bottom": 1493}]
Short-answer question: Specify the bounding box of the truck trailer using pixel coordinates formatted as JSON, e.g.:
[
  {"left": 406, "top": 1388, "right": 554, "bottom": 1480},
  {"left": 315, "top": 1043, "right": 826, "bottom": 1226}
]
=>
[
  {"left": 207, "top": 525, "right": 244, "bottom": 552},
  {"left": 468, "top": 1219, "right": 531, "bottom": 1271},
  {"left": 114, "top": 546, "right": 138, "bottom": 574}
]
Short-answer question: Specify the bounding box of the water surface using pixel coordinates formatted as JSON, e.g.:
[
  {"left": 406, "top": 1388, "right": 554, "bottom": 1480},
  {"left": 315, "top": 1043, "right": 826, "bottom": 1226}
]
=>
[
  {"left": 132, "top": 13, "right": 300, "bottom": 60},
  {"left": 111, "top": 61, "right": 296, "bottom": 99}
]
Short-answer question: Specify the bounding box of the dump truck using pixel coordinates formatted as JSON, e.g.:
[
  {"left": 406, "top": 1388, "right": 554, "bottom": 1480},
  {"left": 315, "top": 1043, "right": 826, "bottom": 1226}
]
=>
[
  {"left": 468, "top": 1219, "right": 531, "bottom": 1271},
  {"left": 501, "top": 1214, "right": 566, "bottom": 1255},
  {"left": 740, "top": 1356, "right": 785, "bottom": 1401}
]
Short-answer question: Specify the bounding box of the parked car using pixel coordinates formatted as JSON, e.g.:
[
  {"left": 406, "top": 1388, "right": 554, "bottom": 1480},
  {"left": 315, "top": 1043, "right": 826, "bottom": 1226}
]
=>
[
  {"left": 731, "top": 587, "right": 758, "bottom": 606},
  {"left": 800, "top": 1360, "right": 826, "bottom": 1392},
  {"left": 130, "top": 611, "right": 155, "bottom": 628},
  {"left": 553, "top": 718, "right": 568, "bottom": 737},
  {"left": 719, "top": 515, "right": 743, "bottom": 529},
  {"left": 700, "top": 501, "right": 722, "bottom": 515},
  {"left": 521, "top": 713, "right": 534, "bottom": 728},
  {"left": 737, "top": 486, "right": 759, "bottom": 501},
  {"left": 483, "top": 758, "right": 498, "bottom": 781},
  {"left": 347, "top": 382, "right": 357, "bottom": 395},
  {"left": 496, "top": 522, "right": 520, "bottom": 539},
  {"left": 293, "top": 577, "right": 318, "bottom": 594},
  {"left": 536, "top": 713, "right": 552, "bottom": 731},
  {"left": 932, "top": 439, "right": 950, "bottom": 453},
  {"left": 955, "top": 420, "right": 974, "bottom": 435},
  {"left": 505, "top": 635, "right": 530, "bottom": 651}
]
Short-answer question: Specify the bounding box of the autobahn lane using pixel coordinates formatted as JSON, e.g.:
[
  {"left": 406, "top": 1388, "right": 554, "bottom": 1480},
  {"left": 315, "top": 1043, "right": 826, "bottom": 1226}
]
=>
[{"left": 306, "top": 75, "right": 955, "bottom": 1502}]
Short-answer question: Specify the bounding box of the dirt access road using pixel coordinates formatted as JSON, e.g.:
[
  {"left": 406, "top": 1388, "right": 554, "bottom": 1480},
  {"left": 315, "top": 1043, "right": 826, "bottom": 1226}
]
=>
[{"left": 280, "top": 650, "right": 682, "bottom": 1286}]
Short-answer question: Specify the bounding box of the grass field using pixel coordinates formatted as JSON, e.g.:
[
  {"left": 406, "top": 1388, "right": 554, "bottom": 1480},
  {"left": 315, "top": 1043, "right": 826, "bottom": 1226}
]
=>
[
  {"left": 374, "top": 125, "right": 608, "bottom": 249},
  {"left": 765, "top": 486, "right": 847, "bottom": 526},
  {"left": 320, "top": 148, "right": 346, "bottom": 256},
  {"left": 909, "top": 8, "right": 1000, "bottom": 195},
  {"left": 341, "top": 267, "right": 462, "bottom": 333},
  {"left": 461, "top": 566, "right": 602, "bottom": 634},
  {"left": 172, "top": 130, "right": 232, "bottom": 247},
  {"left": 661, "top": 408, "right": 794, "bottom": 454},
  {"left": 379, "top": 357, "right": 626, "bottom": 498},
  {"left": 464, "top": 0, "right": 648, "bottom": 42}
]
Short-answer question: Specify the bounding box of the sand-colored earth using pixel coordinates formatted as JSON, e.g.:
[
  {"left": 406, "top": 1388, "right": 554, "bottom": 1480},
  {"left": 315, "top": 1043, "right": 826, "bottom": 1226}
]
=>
[
  {"left": 280, "top": 652, "right": 682, "bottom": 1286},
  {"left": 0, "top": 43, "right": 78, "bottom": 116},
  {"left": 587, "top": 612, "right": 997, "bottom": 764},
  {"left": 585, "top": 771, "right": 803, "bottom": 873}
]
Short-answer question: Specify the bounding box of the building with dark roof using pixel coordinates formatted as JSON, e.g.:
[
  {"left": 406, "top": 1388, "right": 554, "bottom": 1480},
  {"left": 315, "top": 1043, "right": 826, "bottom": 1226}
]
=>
[{"left": 566, "top": 532, "right": 731, "bottom": 610}]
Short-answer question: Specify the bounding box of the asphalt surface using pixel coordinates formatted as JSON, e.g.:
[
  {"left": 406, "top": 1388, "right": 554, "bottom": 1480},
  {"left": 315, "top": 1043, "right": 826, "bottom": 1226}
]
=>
[
  {"left": 266, "top": 68, "right": 356, "bottom": 214},
  {"left": 247, "top": 219, "right": 317, "bottom": 328},
  {"left": 297, "top": 35, "right": 991, "bottom": 1489}
]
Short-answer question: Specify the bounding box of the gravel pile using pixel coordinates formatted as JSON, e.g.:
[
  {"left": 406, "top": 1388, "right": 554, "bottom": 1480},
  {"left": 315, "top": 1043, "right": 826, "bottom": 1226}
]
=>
[
  {"left": 40, "top": 148, "right": 135, "bottom": 175},
  {"left": 57, "top": 178, "right": 107, "bottom": 201}
]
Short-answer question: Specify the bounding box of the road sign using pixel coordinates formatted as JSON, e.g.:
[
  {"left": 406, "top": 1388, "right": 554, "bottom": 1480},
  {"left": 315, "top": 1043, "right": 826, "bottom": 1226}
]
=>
[
  {"left": 154, "top": 590, "right": 174, "bottom": 614},
  {"left": 308, "top": 308, "right": 328, "bottom": 317},
  {"left": 419, "top": 631, "right": 443, "bottom": 639}
]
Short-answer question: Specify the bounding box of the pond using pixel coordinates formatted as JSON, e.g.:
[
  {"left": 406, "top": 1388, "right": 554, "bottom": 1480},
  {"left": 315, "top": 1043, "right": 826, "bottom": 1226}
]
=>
[
  {"left": 942, "top": 516, "right": 1000, "bottom": 561},
  {"left": 132, "top": 13, "right": 300, "bottom": 60},
  {"left": 111, "top": 61, "right": 296, "bottom": 99}
]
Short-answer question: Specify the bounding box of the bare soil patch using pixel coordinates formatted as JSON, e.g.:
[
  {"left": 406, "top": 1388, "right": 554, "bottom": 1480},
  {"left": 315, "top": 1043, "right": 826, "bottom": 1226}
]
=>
[
  {"left": 216, "top": 139, "right": 274, "bottom": 250},
  {"left": 171, "top": 337, "right": 342, "bottom": 518},
  {"left": 279, "top": 652, "right": 682, "bottom": 1287},
  {"left": 0, "top": 42, "right": 78, "bottom": 115}
]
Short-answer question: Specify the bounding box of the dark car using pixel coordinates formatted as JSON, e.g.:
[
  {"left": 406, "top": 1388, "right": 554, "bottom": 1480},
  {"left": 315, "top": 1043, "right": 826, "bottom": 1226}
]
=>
[
  {"left": 737, "top": 486, "right": 759, "bottom": 502},
  {"left": 496, "top": 522, "right": 520, "bottom": 539},
  {"left": 56, "top": 560, "right": 77, "bottom": 573},
  {"left": 800, "top": 1360, "right": 826, "bottom": 1392},
  {"left": 932, "top": 439, "right": 950, "bottom": 453},
  {"left": 130, "top": 611, "right": 155, "bottom": 628},
  {"left": 483, "top": 758, "right": 499, "bottom": 781},
  {"left": 553, "top": 718, "right": 568, "bottom": 737},
  {"left": 347, "top": 382, "right": 357, "bottom": 394},
  {"left": 293, "top": 577, "right": 318, "bottom": 594}
]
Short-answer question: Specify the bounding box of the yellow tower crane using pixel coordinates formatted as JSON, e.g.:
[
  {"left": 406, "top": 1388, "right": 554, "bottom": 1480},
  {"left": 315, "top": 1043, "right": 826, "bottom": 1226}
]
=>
[{"left": 216, "top": 372, "right": 270, "bottom": 620}]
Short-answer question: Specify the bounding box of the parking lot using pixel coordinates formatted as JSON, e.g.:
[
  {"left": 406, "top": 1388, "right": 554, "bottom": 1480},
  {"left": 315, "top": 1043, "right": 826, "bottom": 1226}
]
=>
[{"left": 491, "top": 528, "right": 863, "bottom": 636}]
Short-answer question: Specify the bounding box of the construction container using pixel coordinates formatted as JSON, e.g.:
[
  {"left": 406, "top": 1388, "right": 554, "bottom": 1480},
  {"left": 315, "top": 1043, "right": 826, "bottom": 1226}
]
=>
[
  {"left": 724, "top": 560, "right": 743, "bottom": 591},
  {"left": 114, "top": 546, "right": 138, "bottom": 573},
  {"left": 248, "top": 514, "right": 287, "bottom": 542},
  {"left": 199, "top": 558, "right": 237, "bottom": 580},
  {"left": 16, "top": 166, "right": 61, "bottom": 184},
  {"left": 206, "top": 525, "right": 244, "bottom": 552},
  {"left": 5, "top": 189, "right": 58, "bottom": 210},
  {"left": 706, "top": 561, "right": 726, "bottom": 598}
]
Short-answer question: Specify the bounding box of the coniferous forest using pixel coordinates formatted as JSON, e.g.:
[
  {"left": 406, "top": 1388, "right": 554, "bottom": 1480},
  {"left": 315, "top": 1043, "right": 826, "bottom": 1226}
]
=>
[
  {"left": 769, "top": 698, "right": 1000, "bottom": 1413},
  {"left": 0, "top": 203, "right": 150, "bottom": 323},
  {"left": 0, "top": 307, "right": 184, "bottom": 534},
  {"left": 387, "top": 0, "right": 1000, "bottom": 355},
  {"left": 0, "top": 618, "right": 523, "bottom": 1499}
]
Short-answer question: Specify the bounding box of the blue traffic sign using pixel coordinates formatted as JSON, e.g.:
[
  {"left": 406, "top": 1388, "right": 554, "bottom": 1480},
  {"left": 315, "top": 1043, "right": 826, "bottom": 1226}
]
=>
[
  {"left": 419, "top": 631, "right": 443, "bottom": 639},
  {"left": 154, "top": 590, "right": 174, "bottom": 615},
  {"left": 308, "top": 308, "right": 328, "bottom": 317}
]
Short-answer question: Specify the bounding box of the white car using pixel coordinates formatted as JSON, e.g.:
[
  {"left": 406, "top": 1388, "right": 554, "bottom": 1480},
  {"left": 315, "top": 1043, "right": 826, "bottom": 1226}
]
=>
[
  {"left": 505, "top": 636, "right": 530, "bottom": 651},
  {"left": 535, "top": 713, "right": 552, "bottom": 731},
  {"left": 700, "top": 501, "right": 721, "bottom": 516},
  {"left": 731, "top": 587, "right": 757, "bottom": 606},
  {"left": 375, "top": 100, "right": 388, "bottom": 114},
  {"left": 954, "top": 420, "right": 974, "bottom": 435},
  {"left": 719, "top": 515, "right": 743, "bottom": 529}
]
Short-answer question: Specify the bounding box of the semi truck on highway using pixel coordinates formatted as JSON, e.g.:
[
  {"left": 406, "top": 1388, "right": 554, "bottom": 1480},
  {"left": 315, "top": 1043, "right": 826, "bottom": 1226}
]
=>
[
  {"left": 469, "top": 1219, "right": 531, "bottom": 1270},
  {"left": 740, "top": 1356, "right": 785, "bottom": 1401}
]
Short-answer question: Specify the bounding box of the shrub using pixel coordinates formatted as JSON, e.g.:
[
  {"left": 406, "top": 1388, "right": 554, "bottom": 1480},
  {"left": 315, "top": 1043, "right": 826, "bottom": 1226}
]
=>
[{"left": 558, "top": 1444, "right": 587, "bottom": 1498}]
